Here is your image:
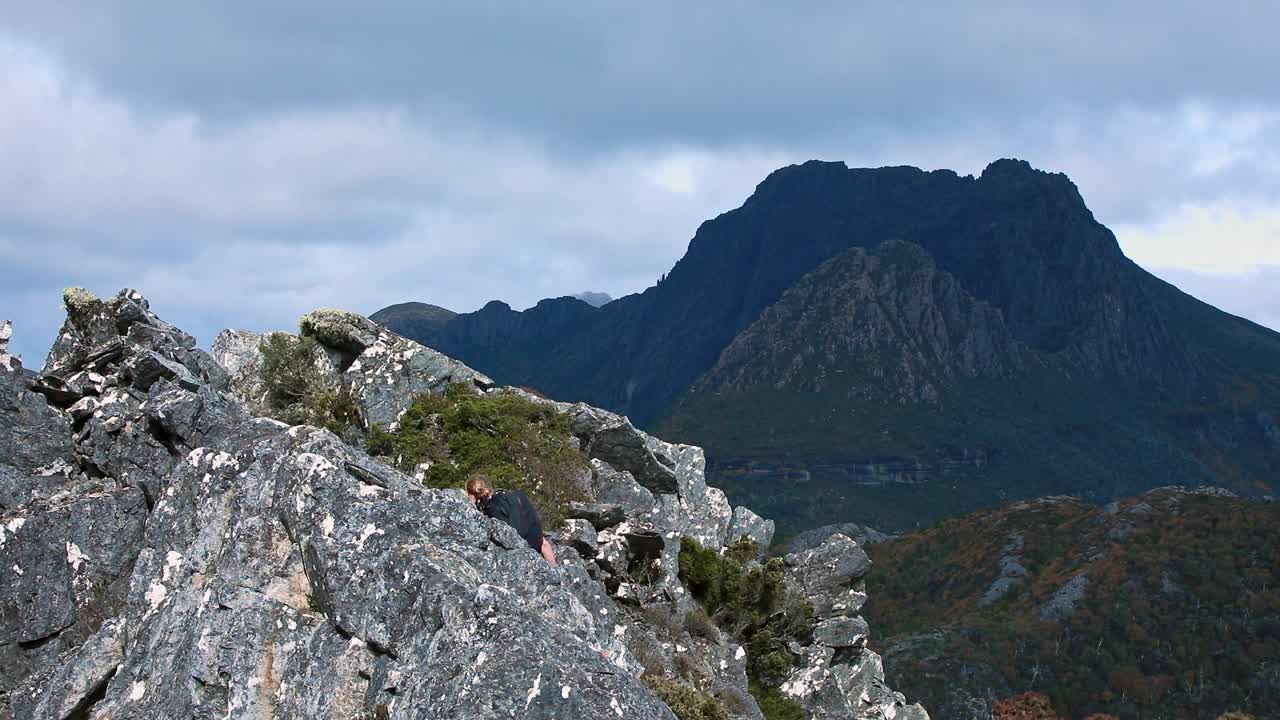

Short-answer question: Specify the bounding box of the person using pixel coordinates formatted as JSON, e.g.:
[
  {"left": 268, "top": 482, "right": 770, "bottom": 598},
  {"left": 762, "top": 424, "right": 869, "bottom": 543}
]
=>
[{"left": 466, "top": 473, "right": 557, "bottom": 566}]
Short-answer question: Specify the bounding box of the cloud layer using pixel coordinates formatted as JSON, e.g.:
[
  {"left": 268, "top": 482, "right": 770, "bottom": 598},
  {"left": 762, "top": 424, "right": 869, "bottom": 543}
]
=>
[{"left": 2, "top": 5, "right": 1279, "bottom": 362}]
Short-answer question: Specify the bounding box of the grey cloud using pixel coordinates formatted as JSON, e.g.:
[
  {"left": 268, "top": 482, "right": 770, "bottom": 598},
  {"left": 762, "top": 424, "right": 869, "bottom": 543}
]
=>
[
  {"left": 0, "top": 44, "right": 792, "bottom": 359},
  {"left": 9, "top": 2, "right": 1280, "bottom": 147},
  {"left": 3, "top": 4, "right": 1280, "bottom": 362}
]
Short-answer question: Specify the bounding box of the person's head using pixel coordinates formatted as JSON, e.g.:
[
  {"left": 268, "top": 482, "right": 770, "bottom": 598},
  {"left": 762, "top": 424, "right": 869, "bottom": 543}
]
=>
[{"left": 465, "top": 473, "right": 494, "bottom": 507}]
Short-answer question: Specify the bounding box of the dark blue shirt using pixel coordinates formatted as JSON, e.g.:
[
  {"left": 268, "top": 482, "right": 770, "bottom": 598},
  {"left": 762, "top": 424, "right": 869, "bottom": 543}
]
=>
[{"left": 480, "top": 489, "right": 544, "bottom": 552}]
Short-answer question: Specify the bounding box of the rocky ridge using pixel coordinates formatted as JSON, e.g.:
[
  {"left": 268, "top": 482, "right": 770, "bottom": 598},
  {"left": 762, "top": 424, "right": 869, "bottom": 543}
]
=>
[{"left": 0, "top": 291, "right": 927, "bottom": 719}]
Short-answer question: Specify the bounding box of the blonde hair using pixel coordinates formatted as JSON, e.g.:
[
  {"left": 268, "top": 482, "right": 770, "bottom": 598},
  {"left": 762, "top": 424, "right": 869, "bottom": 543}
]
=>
[{"left": 465, "top": 473, "right": 494, "bottom": 499}]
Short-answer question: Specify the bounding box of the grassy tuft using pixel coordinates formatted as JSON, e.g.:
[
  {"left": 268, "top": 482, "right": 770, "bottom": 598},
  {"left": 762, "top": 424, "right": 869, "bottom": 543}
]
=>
[{"left": 365, "top": 384, "right": 588, "bottom": 527}]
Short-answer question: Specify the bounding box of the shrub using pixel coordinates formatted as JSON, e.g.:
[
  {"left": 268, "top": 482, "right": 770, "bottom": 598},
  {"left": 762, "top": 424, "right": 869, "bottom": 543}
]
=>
[
  {"left": 259, "top": 333, "right": 361, "bottom": 439},
  {"left": 643, "top": 675, "right": 729, "bottom": 720},
  {"left": 678, "top": 536, "right": 814, "bottom": 718},
  {"left": 749, "top": 683, "right": 808, "bottom": 720},
  {"left": 365, "top": 384, "right": 588, "bottom": 527}
]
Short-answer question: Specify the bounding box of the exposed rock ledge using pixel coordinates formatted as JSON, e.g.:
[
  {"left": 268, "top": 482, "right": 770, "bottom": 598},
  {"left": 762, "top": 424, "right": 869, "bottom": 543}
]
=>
[{"left": 0, "top": 290, "right": 927, "bottom": 720}]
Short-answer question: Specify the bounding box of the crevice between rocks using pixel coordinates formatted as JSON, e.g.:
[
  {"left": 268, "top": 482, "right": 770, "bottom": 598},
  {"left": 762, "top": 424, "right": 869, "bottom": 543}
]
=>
[
  {"left": 64, "top": 665, "right": 116, "bottom": 720},
  {"left": 17, "top": 625, "right": 68, "bottom": 652},
  {"left": 144, "top": 417, "right": 183, "bottom": 458}
]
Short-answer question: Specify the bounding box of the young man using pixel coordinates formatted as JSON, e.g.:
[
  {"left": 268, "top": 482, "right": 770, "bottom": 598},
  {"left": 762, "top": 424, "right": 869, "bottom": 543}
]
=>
[{"left": 466, "top": 473, "right": 558, "bottom": 566}]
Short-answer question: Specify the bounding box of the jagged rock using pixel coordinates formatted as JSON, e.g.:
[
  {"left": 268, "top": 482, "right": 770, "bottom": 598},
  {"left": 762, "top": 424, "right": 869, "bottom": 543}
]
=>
[
  {"left": 209, "top": 328, "right": 299, "bottom": 417},
  {"left": 568, "top": 502, "right": 627, "bottom": 530},
  {"left": 0, "top": 320, "right": 11, "bottom": 356},
  {"left": 1, "top": 332, "right": 75, "bottom": 477},
  {"left": 726, "top": 506, "right": 774, "bottom": 553},
  {"left": 344, "top": 329, "right": 495, "bottom": 428},
  {"left": 594, "top": 532, "right": 631, "bottom": 578},
  {"left": 300, "top": 308, "right": 384, "bottom": 356},
  {"left": 782, "top": 645, "right": 930, "bottom": 720},
  {"left": 213, "top": 319, "right": 495, "bottom": 429},
  {"left": 0, "top": 291, "right": 926, "bottom": 720},
  {"left": 11, "top": 618, "right": 124, "bottom": 720},
  {"left": 42, "top": 288, "right": 226, "bottom": 394},
  {"left": 560, "top": 519, "right": 598, "bottom": 558},
  {"left": 813, "top": 615, "right": 870, "bottom": 648},
  {"left": 0, "top": 486, "right": 147, "bottom": 695},
  {"left": 652, "top": 439, "right": 732, "bottom": 551},
  {"left": 0, "top": 464, "right": 77, "bottom": 512},
  {"left": 588, "top": 459, "right": 656, "bottom": 517},
  {"left": 209, "top": 328, "right": 262, "bottom": 378},
  {"left": 783, "top": 522, "right": 894, "bottom": 554},
  {"left": 784, "top": 533, "right": 872, "bottom": 619},
  {"left": 620, "top": 527, "right": 664, "bottom": 562},
  {"left": 123, "top": 348, "right": 201, "bottom": 391},
  {"left": 569, "top": 405, "right": 678, "bottom": 494}
]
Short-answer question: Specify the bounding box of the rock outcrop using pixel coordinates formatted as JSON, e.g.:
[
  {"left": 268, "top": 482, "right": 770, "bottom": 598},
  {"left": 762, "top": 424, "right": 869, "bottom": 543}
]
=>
[{"left": 0, "top": 290, "right": 927, "bottom": 719}]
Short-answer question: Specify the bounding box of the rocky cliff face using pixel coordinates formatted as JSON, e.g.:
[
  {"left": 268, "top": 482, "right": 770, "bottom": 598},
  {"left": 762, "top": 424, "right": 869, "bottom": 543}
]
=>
[
  {"left": 685, "top": 240, "right": 1028, "bottom": 405},
  {"left": 0, "top": 291, "right": 927, "bottom": 719}
]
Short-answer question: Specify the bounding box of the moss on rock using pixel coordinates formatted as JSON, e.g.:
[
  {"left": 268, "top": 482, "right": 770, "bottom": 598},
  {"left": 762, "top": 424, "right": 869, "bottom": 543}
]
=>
[
  {"left": 299, "top": 308, "right": 381, "bottom": 354},
  {"left": 62, "top": 287, "right": 102, "bottom": 314}
]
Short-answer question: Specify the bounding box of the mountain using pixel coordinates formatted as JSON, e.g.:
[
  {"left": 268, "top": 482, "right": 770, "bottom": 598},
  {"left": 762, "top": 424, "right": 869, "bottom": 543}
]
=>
[
  {"left": 861, "top": 487, "right": 1280, "bottom": 719},
  {"left": 0, "top": 289, "right": 927, "bottom": 720},
  {"left": 369, "top": 301, "right": 456, "bottom": 340},
  {"left": 575, "top": 291, "right": 614, "bottom": 307},
  {"left": 374, "top": 159, "right": 1280, "bottom": 532}
]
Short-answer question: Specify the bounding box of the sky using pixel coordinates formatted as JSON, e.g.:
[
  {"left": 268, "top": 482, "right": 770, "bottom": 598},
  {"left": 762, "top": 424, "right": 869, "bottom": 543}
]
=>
[{"left": 2, "top": 2, "right": 1279, "bottom": 363}]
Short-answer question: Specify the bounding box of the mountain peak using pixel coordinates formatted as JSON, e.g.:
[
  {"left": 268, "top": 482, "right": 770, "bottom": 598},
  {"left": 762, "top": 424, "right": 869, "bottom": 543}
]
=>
[
  {"left": 479, "top": 299, "right": 513, "bottom": 313},
  {"left": 573, "top": 291, "right": 613, "bottom": 307},
  {"left": 979, "top": 157, "right": 1036, "bottom": 178},
  {"left": 746, "top": 159, "right": 851, "bottom": 204}
]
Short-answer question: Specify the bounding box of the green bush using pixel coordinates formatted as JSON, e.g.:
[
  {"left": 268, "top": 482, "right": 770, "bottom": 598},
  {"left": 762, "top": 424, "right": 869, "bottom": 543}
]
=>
[
  {"left": 678, "top": 536, "right": 813, "bottom": 717},
  {"left": 365, "top": 384, "right": 587, "bottom": 527},
  {"left": 749, "top": 683, "right": 808, "bottom": 720},
  {"left": 259, "top": 333, "right": 361, "bottom": 438},
  {"left": 642, "top": 675, "right": 729, "bottom": 720}
]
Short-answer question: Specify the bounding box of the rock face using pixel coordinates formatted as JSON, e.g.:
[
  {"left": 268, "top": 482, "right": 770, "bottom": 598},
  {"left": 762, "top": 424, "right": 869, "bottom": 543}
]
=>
[
  {"left": 0, "top": 291, "right": 928, "bottom": 719},
  {"left": 212, "top": 310, "right": 495, "bottom": 429},
  {"left": 779, "top": 536, "right": 928, "bottom": 719},
  {"left": 688, "top": 241, "right": 1026, "bottom": 404},
  {"left": 783, "top": 523, "right": 895, "bottom": 555}
]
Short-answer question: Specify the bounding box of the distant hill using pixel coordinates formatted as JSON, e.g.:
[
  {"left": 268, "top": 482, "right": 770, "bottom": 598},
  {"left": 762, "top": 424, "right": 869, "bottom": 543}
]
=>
[
  {"left": 862, "top": 488, "right": 1280, "bottom": 719},
  {"left": 374, "top": 159, "right": 1280, "bottom": 531},
  {"left": 369, "top": 301, "right": 455, "bottom": 340},
  {"left": 574, "top": 291, "right": 613, "bottom": 307}
]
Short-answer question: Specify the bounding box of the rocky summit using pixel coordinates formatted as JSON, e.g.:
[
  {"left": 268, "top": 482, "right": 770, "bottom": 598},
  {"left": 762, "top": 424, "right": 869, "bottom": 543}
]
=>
[{"left": 0, "top": 290, "right": 927, "bottom": 719}]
